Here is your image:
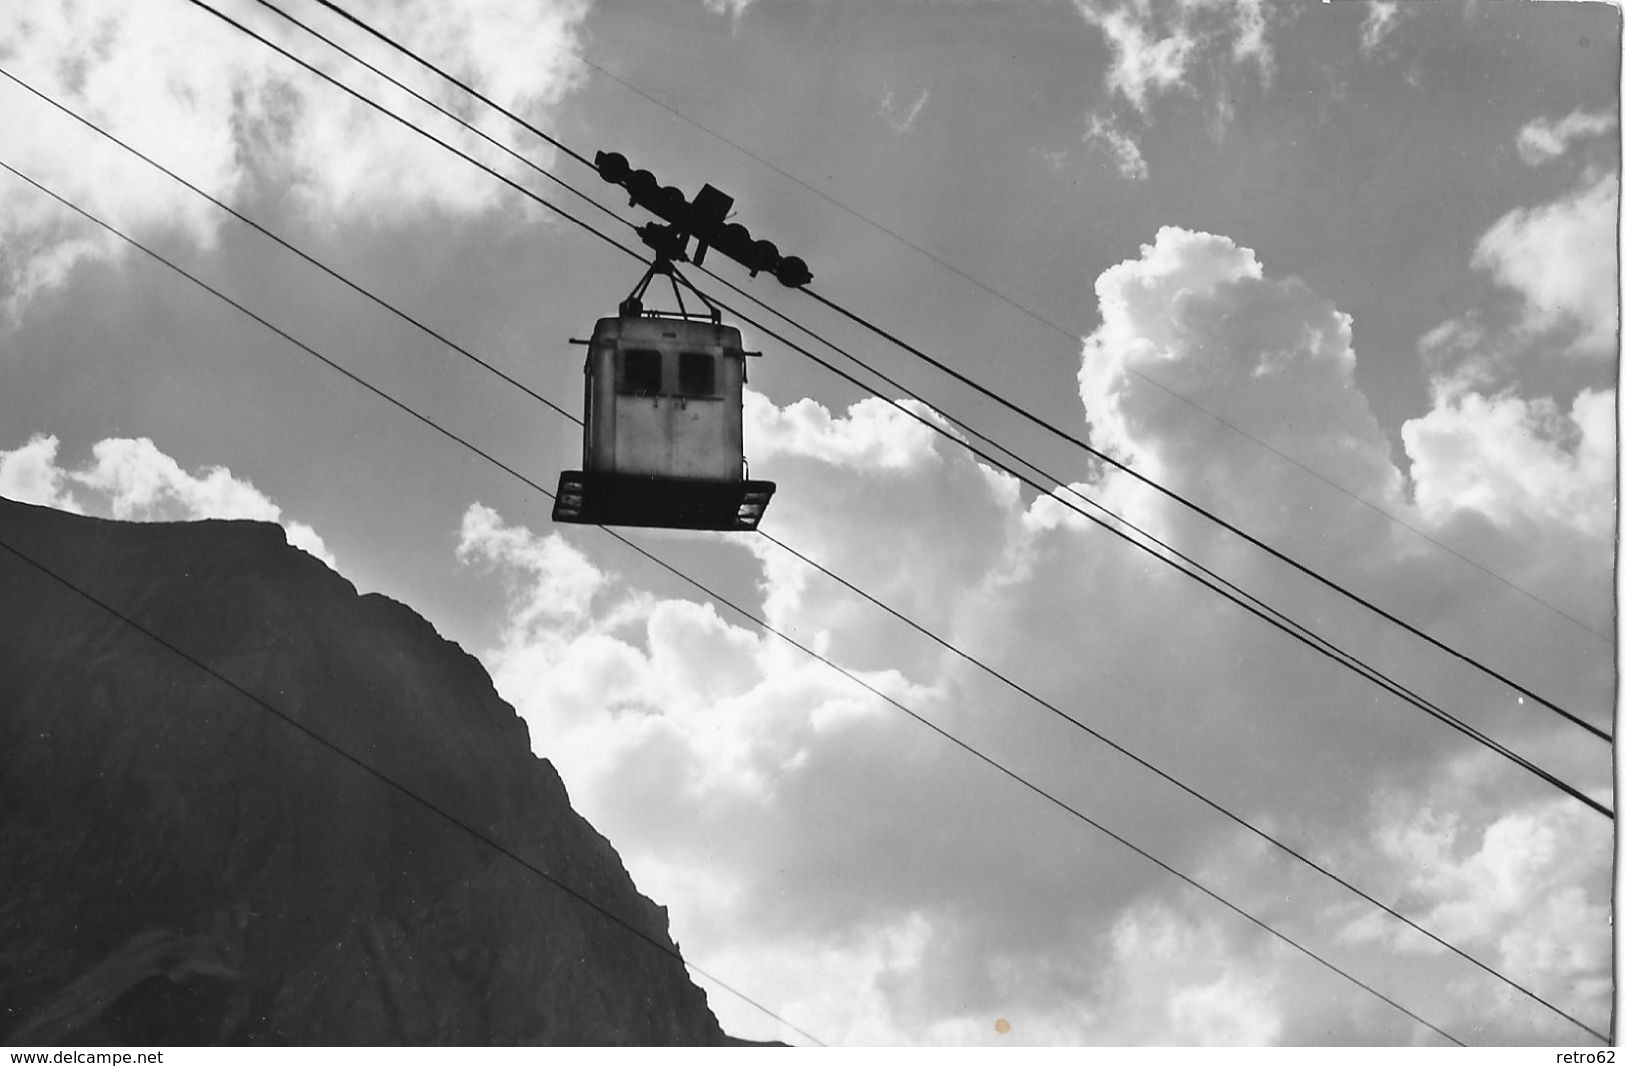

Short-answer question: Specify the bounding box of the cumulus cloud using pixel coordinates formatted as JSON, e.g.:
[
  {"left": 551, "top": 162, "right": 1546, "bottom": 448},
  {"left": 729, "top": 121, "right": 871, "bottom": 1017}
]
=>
[
  {"left": 0, "top": 0, "right": 590, "bottom": 317},
  {"left": 0, "top": 434, "right": 84, "bottom": 514},
  {"left": 742, "top": 392, "right": 1026, "bottom": 669},
  {"left": 1395, "top": 164, "right": 1618, "bottom": 648},
  {"left": 1083, "top": 112, "right": 1149, "bottom": 181},
  {"left": 1077, "top": 226, "right": 1406, "bottom": 522},
  {"left": 746, "top": 394, "right": 946, "bottom": 472},
  {"left": 1337, "top": 754, "right": 1613, "bottom": 1032},
  {"left": 1061, "top": 228, "right": 1610, "bottom": 1044},
  {"left": 1471, "top": 171, "right": 1619, "bottom": 357},
  {"left": 1077, "top": 225, "right": 1614, "bottom": 629},
  {"left": 1090, "top": 904, "right": 1285, "bottom": 1045},
  {"left": 1516, "top": 109, "right": 1619, "bottom": 167},
  {"left": 450, "top": 226, "right": 1609, "bottom": 1045},
  {"left": 1403, "top": 387, "right": 1614, "bottom": 540},
  {"left": 0, "top": 433, "right": 336, "bottom": 567}
]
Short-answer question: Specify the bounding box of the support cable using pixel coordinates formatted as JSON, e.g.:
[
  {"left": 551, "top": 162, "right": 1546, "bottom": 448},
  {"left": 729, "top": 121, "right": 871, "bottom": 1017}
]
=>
[
  {"left": 148, "top": 3, "right": 1622, "bottom": 805},
  {"left": 0, "top": 155, "right": 1466, "bottom": 1048},
  {"left": 245, "top": 0, "right": 1054, "bottom": 522},
  {"left": 759, "top": 527, "right": 1607, "bottom": 1038},
  {"left": 802, "top": 285, "right": 1609, "bottom": 741},
  {"left": 298, "top": 0, "right": 1618, "bottom": 691},
  {"left": 219, "top": 0, "right": 1612, "bottom": 741},
  {"left": 536, "top": 22, "right": 1612, "bottom": 648},
  {"left": 247, "top": 0, "right": 637, "bottom": 238},
  {"left": 685, "top": 275, "right": 1613, "bottom": 819},
  {"left": 0, "top": 66, "right": 575, "bottom": 428},
  {"left": 7, "top": 67, "right": 1602, "bottom": 1037}
]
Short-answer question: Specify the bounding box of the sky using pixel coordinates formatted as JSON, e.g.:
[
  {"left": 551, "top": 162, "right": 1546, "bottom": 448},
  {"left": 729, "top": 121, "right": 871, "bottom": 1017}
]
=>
[{"left": 0, "top": 0, "right": 1617, "bottom": 1048}]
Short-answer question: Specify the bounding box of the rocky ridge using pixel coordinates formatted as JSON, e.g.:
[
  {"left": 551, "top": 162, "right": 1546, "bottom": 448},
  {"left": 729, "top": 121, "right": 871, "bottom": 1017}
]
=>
[{"left": 0, "top": 497, "right": 735, "bottom": 1045}]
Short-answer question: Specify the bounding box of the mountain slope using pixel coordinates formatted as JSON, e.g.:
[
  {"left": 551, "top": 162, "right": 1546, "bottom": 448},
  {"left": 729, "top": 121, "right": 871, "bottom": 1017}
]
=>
[{"left": 0, "top": 497, "right": 734, "bottom": 1045}]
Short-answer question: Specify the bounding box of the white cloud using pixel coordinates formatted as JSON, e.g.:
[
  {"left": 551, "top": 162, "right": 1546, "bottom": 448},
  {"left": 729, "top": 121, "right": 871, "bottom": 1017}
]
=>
[
  {"left": 746, "top": 393, "right": 945, "bottom": 472},
  {"left": 1083, "top": 112, "right": 1149, "bottom": 181},
  {"left": 0, "top": 433, "right": 336, "bottom": 567},
  {"left": 1075, "top": 222, "right": 1614, "bottom": 627},
  {"left": 878, "top": 86, "right": 932, "bottom": 134},
  {"left": 457, "top": 441, "right": 1102, "bottom": 1043},
  {"left": 1097, "top": 905, "right": 1284, "bottom": 1045},
  {"left": 1076, "top": 1, "right": 1197, "bottom": 114},
  {"left": 1339, "top": 759, "right": 1613, "bottom": 1034},
  {"left": 1472, "top": 171, "right": 1619, "bottom": 357},
  {"left": 1360, "top": 1, "right": 1413, "bottom": 55},
  {"left": 1516, "top": 109, "right": 1619, "bottom": 167},
  {"left": 457, "top": 502, "right": 606, "bottom": 629},
  {"left": 456, "top": 504, "right": 808, "bottom": 789},
  {"left": 702, "top": 0, "right": 754, "bottom": 20},
  {"left": 0, "top": 434, "right": 84, "bottom": 514},
  {"left": 1398, "top": 169, "right": 1618, "bottom": 638},
  {"left": 1078, "top": 225, "right": 1406, "bottom": 522},
  {"left": 452, "top": 228, "right": 1611, "bottom": 1046},
  {"left": 1226, "top": 0, "right": 1270, "bottom": 75},
  {"left": 1075, "top": 0, "right": 1273, "bottom": 117},
  {"left": 742, "top": 391, "right": 1027, "bottom": 667},
  {"left": 1403, "top": 386, "right": 1615, "bottom": 540},
  {"left": 0, "top": 0, "right": 590, "bottom": 317}
]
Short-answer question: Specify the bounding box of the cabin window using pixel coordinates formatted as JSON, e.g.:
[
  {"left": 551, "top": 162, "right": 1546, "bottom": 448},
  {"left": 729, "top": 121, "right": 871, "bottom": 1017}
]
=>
[
  {"left": 619, "top": 348, "right": 663, "bottom": 396},
  {"left": 677, "top": 351, "right": 717, "bottom": 397}
]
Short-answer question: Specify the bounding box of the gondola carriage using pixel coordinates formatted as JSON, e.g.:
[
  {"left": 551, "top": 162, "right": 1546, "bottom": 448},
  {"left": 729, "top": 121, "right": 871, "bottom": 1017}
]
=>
[{"left": 552, "top": 260, "right": 776, "bottom": 531}]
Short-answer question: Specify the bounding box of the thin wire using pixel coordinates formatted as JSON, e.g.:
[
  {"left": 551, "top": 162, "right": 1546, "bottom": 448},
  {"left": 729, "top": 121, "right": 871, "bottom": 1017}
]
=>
[
  {"left": 670, "top": 270, "right": 1543, "bottom": 776},
  {"left": 183, "top": 0, "right": 1089, "bottom": 531},
  {"left": 662, "top": 269, "right": 1606, "bottom": 814},
  {"left": 299, "top": 0, "right": 1613, "bottom": 669},
  {"left": 162, "top": 0, "right": 1614, "bottom": 815},
  {"left": 0, "top": 162, "right": 816, "bottom": 1048},
  {"left": 296, "top": 0, "right": 588, "bottom": 163},
  {"left": 684, "top": 276, "right": 1614, "bottom": 819},
  {"left": 798, "top": 287, "right": 1607, "bottom": 742},
  {"left": 17, "top": 67, "right": 1599, "bottom": 1038},
  {"left": 169, "top": 0, "right": 647, "bottom": 262},
  {"left": 0, "top": 66, "right": 574, "bottom": 427},
  {"left": 257, "top": 0, "right": 1020, "bottom": 528},
  {"left": 0, "top": 156, "right": 1466, "bottom": 1048},
  {"left": 0, "top": 542, "right": 819, "bottom": 1047},
  {"left": 552, "top": 35, "right": 1610, "bottom": 647},
  {"left": 242, "top": 0, "right": 1608, "bottom": 743},
  {"left": 255, "top": 0, "right": 1045, "bottom": 487},
  {"left": 298, "top": 0, "right": 598, "bottom": 173},
  {"left": 757, "top": 530, "right": 1607, "bottom": 1039}
]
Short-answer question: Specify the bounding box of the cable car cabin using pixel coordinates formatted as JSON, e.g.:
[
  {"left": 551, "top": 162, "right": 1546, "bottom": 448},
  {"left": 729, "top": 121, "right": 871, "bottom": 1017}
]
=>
[{"left": 552, "top": 313, "right": 775, "bottom": 531}]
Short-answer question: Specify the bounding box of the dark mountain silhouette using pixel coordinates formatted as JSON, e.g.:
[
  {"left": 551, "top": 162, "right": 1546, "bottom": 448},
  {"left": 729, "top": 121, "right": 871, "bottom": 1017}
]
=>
[{"left": 0, "top": 496, "right": 743, "bottom": 1045}]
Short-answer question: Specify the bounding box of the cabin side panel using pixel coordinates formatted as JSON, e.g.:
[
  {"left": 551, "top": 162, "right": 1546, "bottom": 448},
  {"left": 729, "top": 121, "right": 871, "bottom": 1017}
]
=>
[{"left": 583, "top": 320, "right": 620, "bottom": 473}]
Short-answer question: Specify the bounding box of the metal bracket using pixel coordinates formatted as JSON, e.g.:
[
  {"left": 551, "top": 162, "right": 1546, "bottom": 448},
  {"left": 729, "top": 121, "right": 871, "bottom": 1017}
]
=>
[{"left": 620, "top": 256, "right": 721, "bottom": 324}]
